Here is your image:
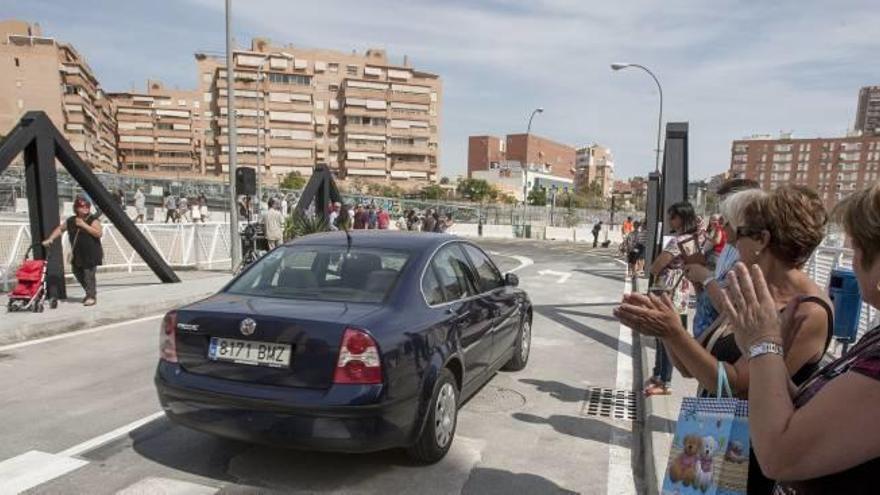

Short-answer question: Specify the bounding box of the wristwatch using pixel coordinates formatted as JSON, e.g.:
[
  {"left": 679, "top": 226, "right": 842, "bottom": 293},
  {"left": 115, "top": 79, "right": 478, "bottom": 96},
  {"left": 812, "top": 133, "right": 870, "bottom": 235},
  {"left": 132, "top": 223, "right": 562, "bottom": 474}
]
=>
[
  {"left": 749, "top": 341, "right": 784, "bottom": 361},
  {"left": 701, "top": 274, "right": 716, "bottom": 287}
]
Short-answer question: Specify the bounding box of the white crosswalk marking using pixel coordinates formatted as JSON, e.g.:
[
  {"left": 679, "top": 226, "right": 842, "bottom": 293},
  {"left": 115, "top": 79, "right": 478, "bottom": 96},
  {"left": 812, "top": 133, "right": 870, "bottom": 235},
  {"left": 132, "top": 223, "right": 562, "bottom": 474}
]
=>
[
  {"left": 0, "top": 450, "right": 87, "bottom": 494},
  {"left": 116, "top": 477, "right": 217, "bottom": 495}
]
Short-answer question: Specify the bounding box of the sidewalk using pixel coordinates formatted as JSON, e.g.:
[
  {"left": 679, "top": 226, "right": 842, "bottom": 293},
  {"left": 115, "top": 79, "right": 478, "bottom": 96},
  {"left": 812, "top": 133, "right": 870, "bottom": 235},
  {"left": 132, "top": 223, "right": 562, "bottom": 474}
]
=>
[
  {"left": 638, "top": 336, "right": 697, "bottom": 495},
  {"left": 0, "top": 270, "right": 231, "bottom": 346}
]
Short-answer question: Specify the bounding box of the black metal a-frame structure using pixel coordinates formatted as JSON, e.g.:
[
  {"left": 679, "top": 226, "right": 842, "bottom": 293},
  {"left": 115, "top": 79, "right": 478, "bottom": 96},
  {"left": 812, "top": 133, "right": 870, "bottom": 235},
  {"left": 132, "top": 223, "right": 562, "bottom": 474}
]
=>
[
  {"left": 293, "top": 163, "right": 342, "bottom": 221},
  {"left": 0, "top": 111, "right": 179, "bottom": 300}
]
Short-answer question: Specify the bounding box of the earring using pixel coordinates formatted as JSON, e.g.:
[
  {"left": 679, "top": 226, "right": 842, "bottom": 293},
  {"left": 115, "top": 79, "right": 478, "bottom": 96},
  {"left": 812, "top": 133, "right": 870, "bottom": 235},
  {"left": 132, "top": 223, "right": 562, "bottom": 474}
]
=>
[{"left": 754, "top": 250, "right": 761, "bottom": 257}]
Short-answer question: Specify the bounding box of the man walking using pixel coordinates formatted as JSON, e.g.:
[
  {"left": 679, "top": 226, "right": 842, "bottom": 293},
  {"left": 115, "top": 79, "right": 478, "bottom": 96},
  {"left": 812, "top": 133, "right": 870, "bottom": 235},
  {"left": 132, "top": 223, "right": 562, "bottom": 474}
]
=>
[
  {"left": 265, "top": 198, "right": 284, "bottom": 249},
  {"left": 163, "top": 192, "right": 176, "bottom": 223},
  {"left": 591, "top": 220, "right": 603, "bottom": 248},
  {"left": 422, "top": 209, "right": 436, "bottom": 233},
  {"left": 134, "top": 188, "right": 146, "bottom": 223}
]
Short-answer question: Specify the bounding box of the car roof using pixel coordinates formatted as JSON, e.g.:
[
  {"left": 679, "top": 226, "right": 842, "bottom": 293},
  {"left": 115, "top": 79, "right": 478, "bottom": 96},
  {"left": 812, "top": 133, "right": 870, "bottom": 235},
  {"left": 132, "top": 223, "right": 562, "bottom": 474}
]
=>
[{"left": 287, "top": 231, "right": 463, "bottom": 251}]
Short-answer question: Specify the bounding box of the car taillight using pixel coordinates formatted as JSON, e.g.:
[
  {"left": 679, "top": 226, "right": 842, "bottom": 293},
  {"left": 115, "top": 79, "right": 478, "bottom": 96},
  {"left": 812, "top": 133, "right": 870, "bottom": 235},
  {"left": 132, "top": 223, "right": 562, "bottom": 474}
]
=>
[
  {"left": 160, "top": 311, "right": 178, "bottom": 363},
  {"left": 333, "top": 328, "right": 382, "bottom": 385}
]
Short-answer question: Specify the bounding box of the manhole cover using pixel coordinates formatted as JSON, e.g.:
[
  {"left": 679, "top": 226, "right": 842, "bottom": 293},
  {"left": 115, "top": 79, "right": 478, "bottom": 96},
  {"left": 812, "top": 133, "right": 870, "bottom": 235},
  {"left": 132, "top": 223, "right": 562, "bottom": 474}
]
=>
[
  {"left": 465, "top": 385, "right": 526, "bottom": 413},
  {"left": 581, "top": 388, "right": 637, "bottom": 421}
]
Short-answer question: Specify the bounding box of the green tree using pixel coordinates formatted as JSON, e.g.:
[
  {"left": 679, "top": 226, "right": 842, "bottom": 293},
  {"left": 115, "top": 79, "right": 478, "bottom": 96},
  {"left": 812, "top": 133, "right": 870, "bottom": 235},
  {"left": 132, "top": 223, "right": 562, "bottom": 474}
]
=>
[
  {"left": 456, "top": 178, "right": 493, "bottom": 203},
  {"left": 439, "top": 176, "right": 451, "bottom": 185},
  {"left": 527, "top": 187, "right": 547, "bottom": 206},
  {"left": 422, "top": 184, "right": 445, "bottom": 200},
  {"left": 280, "top": 171, "right": 306, "bottom": 190}
]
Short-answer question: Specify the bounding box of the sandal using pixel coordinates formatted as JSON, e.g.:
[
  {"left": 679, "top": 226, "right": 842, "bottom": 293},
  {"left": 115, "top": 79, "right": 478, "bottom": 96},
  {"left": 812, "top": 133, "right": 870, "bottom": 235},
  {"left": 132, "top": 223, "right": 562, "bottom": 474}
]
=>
[
  {"left": 643, "top": 377, "right": 662, "bottom": 390},
  {"left": 83, "top": 298, "right": 96, "bottom": 306},
  {"left": 644, "top": 383, "right": 672, "bottom": 396}
]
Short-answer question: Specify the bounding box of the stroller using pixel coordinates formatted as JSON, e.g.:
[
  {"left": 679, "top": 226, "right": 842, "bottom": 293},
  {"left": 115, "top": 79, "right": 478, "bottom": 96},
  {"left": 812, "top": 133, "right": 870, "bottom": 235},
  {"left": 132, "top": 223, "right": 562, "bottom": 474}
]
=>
[{"left": 7, "top": 245, "right": 53, "bottom": 313}]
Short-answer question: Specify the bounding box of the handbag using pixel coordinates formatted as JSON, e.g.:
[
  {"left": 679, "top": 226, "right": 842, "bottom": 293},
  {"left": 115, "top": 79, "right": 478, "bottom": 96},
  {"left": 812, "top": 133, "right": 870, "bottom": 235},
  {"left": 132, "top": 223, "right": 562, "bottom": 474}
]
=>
[{"left": 662, "top": 363, "right": 749, "bottom": 495}]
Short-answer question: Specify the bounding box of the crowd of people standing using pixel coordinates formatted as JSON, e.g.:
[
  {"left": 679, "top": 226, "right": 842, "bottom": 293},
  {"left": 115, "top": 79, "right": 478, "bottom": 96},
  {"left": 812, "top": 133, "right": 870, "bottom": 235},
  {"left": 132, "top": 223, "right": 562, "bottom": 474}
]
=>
[
  {"left": 326, "top": 202, "right": 452, "bottom": 233},
  {"left": 615, "top": 179, "right": 880, "bottom": 494}
]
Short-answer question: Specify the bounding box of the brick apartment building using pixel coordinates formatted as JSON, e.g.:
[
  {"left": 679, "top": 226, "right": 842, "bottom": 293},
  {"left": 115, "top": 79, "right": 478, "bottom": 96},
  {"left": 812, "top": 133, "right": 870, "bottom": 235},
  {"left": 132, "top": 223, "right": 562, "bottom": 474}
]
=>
[
  {"left": 1, "top": 20, "right": 442, "bottom": 188},
  {"left": 468, "top": 133, "right": 576, "bottom": 178},
  {"left": 729, "top": 132, "right": 880, "bottom": 209},
  {"left": 196, "top": 37, "right": 441, "bottom": 187},
  {"left": 0, "top": 20, "right": 116, "bottom": 170},
  {"left": 856, "top": 85, "right": 880, "bottom": 135}
]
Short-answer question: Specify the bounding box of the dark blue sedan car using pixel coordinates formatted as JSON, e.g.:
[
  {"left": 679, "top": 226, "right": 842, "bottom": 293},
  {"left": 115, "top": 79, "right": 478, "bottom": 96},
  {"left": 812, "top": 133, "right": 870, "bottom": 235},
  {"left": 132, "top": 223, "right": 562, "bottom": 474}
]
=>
[{"left": 155, "top": 231, "right": 532, "bottom": 463}]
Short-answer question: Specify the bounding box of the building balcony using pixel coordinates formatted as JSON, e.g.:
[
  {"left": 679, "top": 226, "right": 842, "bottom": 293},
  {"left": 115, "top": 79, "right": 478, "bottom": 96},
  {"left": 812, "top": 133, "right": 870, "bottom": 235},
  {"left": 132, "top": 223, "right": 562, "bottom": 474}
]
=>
[
  {"left": 344, "top": 141, "right": 385, "bottom": 153},
  {"left": 343, "top": 87, "right": 389, "bottom": 100},
  {"left": 344, "top": 160, "right": 388, "bottom": 171},
  {"left": 389, "top": 92, "right": 431, "bottom": 105},
  {"left": 343, "top": 106, "right": 387, "bottom": 118},
  {"left": 389, "top": 109, "right": 430, "bottom": 121},
  {"left": 387, "top": 144, "right": 430, "bottom": 155},
  {"left": 343, "top": 124, "right": 387, "bottom": 135},
  {"left": 391, "top": 160, "right": 432, "bottom": 172},
  {"left": 387, "top": 126, "right": 430, "bottom": 137}
]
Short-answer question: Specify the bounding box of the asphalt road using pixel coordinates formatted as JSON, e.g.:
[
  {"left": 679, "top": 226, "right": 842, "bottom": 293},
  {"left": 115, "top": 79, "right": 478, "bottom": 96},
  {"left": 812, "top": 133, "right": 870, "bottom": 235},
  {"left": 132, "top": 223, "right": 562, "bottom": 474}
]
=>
[{"left": 0, "top": 239, "right": 641, "bottom": 495}]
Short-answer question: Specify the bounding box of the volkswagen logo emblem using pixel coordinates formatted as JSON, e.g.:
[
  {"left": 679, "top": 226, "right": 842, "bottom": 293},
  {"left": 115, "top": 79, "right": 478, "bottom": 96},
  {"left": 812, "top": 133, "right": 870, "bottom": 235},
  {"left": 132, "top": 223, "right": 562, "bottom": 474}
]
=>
[{"left": 239, "top": 318, "right": 257, "bottom": 336}]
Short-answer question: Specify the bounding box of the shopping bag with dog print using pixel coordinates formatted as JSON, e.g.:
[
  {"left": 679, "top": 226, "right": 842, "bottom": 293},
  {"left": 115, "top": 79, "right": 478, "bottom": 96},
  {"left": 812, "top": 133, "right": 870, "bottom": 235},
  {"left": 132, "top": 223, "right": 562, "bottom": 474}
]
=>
[{"left": 662, "top": 364, "right": 738, "bottom": 495}]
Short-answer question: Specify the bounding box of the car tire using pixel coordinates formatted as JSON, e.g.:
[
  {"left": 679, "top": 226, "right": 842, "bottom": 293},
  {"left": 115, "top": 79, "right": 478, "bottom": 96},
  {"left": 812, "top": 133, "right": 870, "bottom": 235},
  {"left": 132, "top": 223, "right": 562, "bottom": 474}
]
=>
[
  {"left": 407, "top": 368, "right": 458, "bottom": 464},
  {"left": 503, "top": 317, "right": 531, "bottom": 371}
]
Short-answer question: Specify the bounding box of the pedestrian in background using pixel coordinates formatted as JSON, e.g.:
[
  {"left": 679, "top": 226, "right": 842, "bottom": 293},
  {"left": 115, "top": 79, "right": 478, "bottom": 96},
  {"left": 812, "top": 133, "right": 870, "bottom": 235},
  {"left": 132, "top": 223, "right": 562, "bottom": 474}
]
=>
[
  {"left": 335, "top": 204, "right": 352, "bottom": 231},
  {"left": 368, "top": 205, "right": 378, "bottom": 230},
  {"left": 177, "top": 195, "right": 189, "bottom": 223},
  {"left": 134, "top": 188, "right": 146, "bottom": 223},
  {"left": 41, "top": 196, "right": 103, "bottom": 306},
  {"left": 163, "top": 192, "right": 176, "bottom": 223},
  {"left": 353, "top": 205, "right": 367, "bottom": 229},
  {"left": 642, "top": 201, "right": 704, "bottom": 396},
  {"left": 422, "top": 209, "right": 436, "bottom": 233},
  {"left": 328, "top": 202, "right": 340, "bottom": 231},
  {"left": 265, "top": 198, "right": 284, "bottom": 249},
  {"left": 198, "top": 196, "right": 209, "bottom": 222},
  {"left": 592, "top": 220, "right": 603, "bottom": 248},
  {"left": 377, "top": 207, "right": 390, "bottom": 230},
  {"left": 622, "top": 216, "right": 634, "bottom": 236}
]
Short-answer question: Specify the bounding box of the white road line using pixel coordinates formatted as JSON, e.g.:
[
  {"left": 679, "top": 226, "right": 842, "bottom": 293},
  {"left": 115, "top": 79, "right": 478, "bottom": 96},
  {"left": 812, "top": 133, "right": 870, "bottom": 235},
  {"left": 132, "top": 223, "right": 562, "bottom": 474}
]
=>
[
  {"left": 0, "top": 450, "right": 88, "bottom": 494},
  {"left": 607, "top": 270, "right": 637, "bottom": 495},
  {"left": 537, "top": 269, "right": 572, "bottom": 284},
  {"left": 505, "top": 255, "right": 534, "bottom": 273},
  {"left": 0, "top": 314, "right": 164, "bottom": 352},
  {"left": 117, "top": 477, "right": 217, "bottom": 495},
  {"left": 58, "top": 411, "right": 165, "bottom": 458}
]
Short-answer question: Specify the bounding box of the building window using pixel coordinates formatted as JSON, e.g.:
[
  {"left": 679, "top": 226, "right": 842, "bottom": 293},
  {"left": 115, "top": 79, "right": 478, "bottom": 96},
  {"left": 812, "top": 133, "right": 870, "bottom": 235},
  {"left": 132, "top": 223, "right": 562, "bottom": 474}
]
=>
[
  {"left": 267, "top": 72, "right": 311, "bottom": 86},
  {"left": 14, "top": 57, "right": 20, "bottom": 67},
  {"left": 328, "top": 63, "right": 339, "bottom": 73},
  {"left": 346, "top": 65, "right": 359, "bottom": 76},
  {"left": 156, "top": 123, "right": 174, "bottom": 130}
]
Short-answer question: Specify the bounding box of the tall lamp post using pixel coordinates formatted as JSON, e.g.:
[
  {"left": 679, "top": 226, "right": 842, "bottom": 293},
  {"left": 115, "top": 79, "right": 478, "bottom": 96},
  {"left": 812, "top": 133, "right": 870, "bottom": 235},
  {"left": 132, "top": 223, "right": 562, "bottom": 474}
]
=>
[
  {"left": 225, "top": 0, "right": 241, "bottom": 269},
  {"left": 610, "top": 63, "right": 663, "bottom": 174},
  {"left": 523, "top": 107, "right": 543, "bottom": 229}
]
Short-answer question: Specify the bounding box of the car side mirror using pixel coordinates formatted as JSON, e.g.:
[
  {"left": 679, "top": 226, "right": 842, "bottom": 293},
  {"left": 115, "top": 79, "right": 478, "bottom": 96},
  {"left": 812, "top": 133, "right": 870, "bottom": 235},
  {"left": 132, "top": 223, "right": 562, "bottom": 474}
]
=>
[{"left": 505, "top": 273, "right": 519, "bottom": 287}]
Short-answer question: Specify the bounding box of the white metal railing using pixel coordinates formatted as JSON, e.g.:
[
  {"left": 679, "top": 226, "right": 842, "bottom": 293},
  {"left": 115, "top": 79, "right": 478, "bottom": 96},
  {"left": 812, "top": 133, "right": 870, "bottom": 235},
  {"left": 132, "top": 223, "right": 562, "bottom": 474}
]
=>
[{"left": 0, "top": 222, "right": 232, "bottom": 290}]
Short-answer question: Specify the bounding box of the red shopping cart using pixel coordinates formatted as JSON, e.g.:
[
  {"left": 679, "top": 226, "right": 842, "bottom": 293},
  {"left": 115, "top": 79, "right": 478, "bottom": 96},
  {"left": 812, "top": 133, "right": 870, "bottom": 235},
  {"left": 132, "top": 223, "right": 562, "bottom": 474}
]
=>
[{"left": 7, "top": 245, "right": 53, "bottom": 312}]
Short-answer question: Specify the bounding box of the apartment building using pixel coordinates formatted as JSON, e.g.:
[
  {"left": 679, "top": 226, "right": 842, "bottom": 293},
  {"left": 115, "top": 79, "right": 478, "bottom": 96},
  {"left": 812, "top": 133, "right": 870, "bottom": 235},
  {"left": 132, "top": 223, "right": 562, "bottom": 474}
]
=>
[
  {"left": 855, "top": 85, "right": 880, "bottom": 135},
  {"left": 729, "top": 132, "right": 880, "bottom": 209},
  {"left": 0, "top": 19, "right": 116, "bottom": 170},
  {"left": 467, "top": 135, "right": 506, "bottom": 174},
  {"left": 575, "top": 144, "right": 614, "bottom": 197},
  {"left": 468, "top": 133, "right": 576, "bottom": 179},
  {"left": 197, "top": 37, "right": 441, "bottom": 187},
  {"left": 109, "top": 81, "right": 203, "bottom": 176}
]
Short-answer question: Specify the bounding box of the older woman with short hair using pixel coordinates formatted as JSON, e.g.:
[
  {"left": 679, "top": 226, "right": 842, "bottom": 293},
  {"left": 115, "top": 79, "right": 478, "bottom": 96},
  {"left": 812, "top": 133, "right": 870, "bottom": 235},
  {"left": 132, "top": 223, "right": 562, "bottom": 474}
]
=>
[
  {"left": 616, "top": 186, "right": 833, "bottom": 494},
  {"left": 723, "top": 184, "right": 880, "bottom": 493}
]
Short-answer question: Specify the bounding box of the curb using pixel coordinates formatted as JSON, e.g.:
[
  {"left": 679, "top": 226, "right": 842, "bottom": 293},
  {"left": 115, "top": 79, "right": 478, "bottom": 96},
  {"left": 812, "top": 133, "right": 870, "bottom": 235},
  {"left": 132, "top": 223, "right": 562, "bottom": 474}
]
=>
[
  {"left": 0, "top": 290, "right": 215, "bottom": 346},
  {"left": 638, "top": 334, "right": 660, "bottom": 495}
]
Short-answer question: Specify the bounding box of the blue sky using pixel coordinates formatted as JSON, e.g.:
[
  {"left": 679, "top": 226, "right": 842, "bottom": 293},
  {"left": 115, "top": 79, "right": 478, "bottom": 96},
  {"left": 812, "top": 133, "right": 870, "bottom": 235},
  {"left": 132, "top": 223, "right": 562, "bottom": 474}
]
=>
[{"left": 4, "top": 0, "right": 878, "bottom": 180}]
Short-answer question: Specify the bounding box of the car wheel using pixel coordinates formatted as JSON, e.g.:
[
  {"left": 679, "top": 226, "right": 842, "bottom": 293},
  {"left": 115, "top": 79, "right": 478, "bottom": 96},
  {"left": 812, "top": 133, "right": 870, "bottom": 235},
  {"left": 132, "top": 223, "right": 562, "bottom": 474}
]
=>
[
  {"left": 503, "top": 317, "right": 531, "bottom": 371},
  {"left": 407, "top": 368, "right": 458, "bottom": 464}
]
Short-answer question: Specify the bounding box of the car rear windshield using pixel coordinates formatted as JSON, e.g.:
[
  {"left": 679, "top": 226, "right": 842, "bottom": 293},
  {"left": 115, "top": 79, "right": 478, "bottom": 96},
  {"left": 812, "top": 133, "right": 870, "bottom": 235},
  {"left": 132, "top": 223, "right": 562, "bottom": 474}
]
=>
[{"left": 225, "top": 245, "right": 410, "bottom": 303}]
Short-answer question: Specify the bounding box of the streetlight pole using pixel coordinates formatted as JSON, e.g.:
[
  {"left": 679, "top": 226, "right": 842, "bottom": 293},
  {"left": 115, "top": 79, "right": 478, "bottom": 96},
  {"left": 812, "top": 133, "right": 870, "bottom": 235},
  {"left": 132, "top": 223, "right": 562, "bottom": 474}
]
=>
[
  {"left": 225, "top": 0, "right": 241, "bottom": 269},
  {"left": 610, "top": 63, "right": 663, "bottom": 174},
  {"left": 523, "top": 107, "right": 543, "bottom": 232}
]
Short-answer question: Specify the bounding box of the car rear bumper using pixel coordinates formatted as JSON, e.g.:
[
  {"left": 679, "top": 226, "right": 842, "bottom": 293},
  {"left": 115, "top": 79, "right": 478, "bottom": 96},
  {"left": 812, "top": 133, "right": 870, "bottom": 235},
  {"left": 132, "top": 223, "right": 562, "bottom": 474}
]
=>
[{"left": 154, "top": 360, "right": 419, "bottom": 453}]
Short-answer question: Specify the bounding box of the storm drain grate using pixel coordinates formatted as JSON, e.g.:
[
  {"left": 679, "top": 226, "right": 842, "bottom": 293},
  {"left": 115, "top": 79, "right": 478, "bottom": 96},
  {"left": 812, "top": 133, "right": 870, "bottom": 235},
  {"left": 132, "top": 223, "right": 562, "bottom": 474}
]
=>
[{"left": 581, "top": 387, "right": 637, "bottom": 421}]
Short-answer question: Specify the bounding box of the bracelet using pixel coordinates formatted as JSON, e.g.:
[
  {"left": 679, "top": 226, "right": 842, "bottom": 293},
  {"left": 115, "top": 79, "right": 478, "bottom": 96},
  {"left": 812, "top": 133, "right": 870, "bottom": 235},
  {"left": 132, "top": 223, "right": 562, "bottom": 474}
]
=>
[{"left": 748, "top": 341, "right": 784, "bottom": 361}]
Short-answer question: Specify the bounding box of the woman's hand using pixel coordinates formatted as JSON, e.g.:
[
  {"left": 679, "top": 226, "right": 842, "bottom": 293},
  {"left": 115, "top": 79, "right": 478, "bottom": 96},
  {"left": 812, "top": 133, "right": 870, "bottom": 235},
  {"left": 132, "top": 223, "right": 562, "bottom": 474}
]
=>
[
  {"left": 614, "top": 292, "right": 685, "bottom": 339},
  {"left": 720, "top": 263, "right": 783, "bottom": 353}
]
